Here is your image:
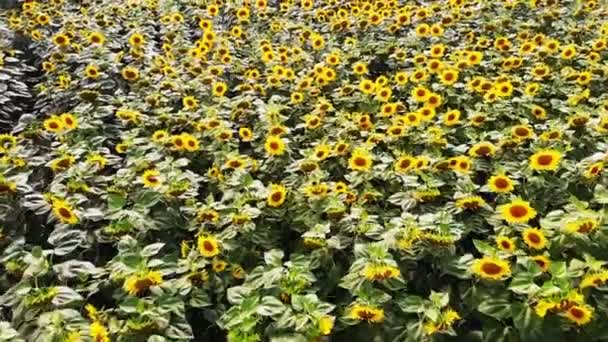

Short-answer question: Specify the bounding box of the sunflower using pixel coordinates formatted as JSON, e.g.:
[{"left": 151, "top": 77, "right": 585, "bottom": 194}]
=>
[
  {"left": 87, "top": 31, "right": 105, "bottom": 45},
  {"left": 524, "top": 83, "right": 540, "bottom": 96},
  {"left": 0, "top": 177, "right": 16, "bottom": 194},
  {"left": 560, "top": 45, "right": 576, "bottom": 59},
  {"left": 142, "top": 169, "right": 162, "bottom": 188},
  {"left": 496, "top": 236, "right": 516, "bottom": 252},
  {"left": 468, "top": 141, "right": 497, "bottom": 158},
  {"left": 305, "top": 115, "right": 322, "bottom": 129},
  {"left": 439, "top": 68, "right": 459, "bottom": 86},
  {"left": 90, "top": 321, "right": 110, "bottom": 342},
  {"left": 212, "top": 258, "right": 227, "bottom": 272},
  {"left": 267, "top": 183, "right": 287, "bottom": 207},
  {"left": 85, "top": 64, "right": 101, "bottom": 79},
  {"left": 361, "top": 264, "right": 401, "bottom": 281},
  {"left": 128, "top": 32, "right": 145, "bottom": 47},
  {"left": 522, "top": 227, "right": 547, "bottom": 249},
  {"left": 564, "top": 305, "right": 593, "bottom": 325},
  {"left": 471, "top": 256, "right": 511, "bottom": 280},
  {"left": 359, "top": 79, "right": 375, "bottom": 94},
  {"left": 375, "top": 87, "right": 392, "bottom": 102},
  {"left": 182, "top": 133, "right": 200, "bottom": 152},
  {"left": 318, "top": 315, "right": 334, "bottom": 335},
  {"left": 531, "top": 255, "right": 550, "bottom": 272},
  {"left": 212, "top": 81, "right": 228, "bottom": 97},
  {"left": 487, "top": 174, "right": 515, "bottom": 193},
  {"left": 0, "top": 134, "right": 17, "bottom": 153},
  {"left": 499, "top": 199, "right": 537, "bottom": 224},
  {"left": 313, "top": 144, "right": 331, "bottom": 160},
  {"left": 529, "top": 149, "right": 562, "bottom": 171},
  {"left": 579, "top": 272, "right": 608, "bottom": 289},
  {"left": 348, "top": 148, "right": 373, "bottom": 172},
  {"left": 443, "top": 109, "right": 461, "bottom": 126},
  {"left": 583, "top": 162, "right": 603, "bottom": 179},
  {"left": 348, "top": 304, "right": 384, "bottom": 323},
  {"left": 530, "top": 105, "right": 546, "bottom": 120},
  {"left": 52, "top": 199, "right": 79, "bottom": 225},
  {"left": 44, "top": 116, "right": 64, "bottom": 133},
  {"left": 152, "top": 130, "right": 168, "bottom": 143},
  {"left": 565, "top": 218, "right": 599, "bottom": 234},
  {"left": 59, "top": 113, "right": 78, "bottom": 130},
  {"left": 264, "top": 135, "right": 286, "bottom": 156},
  {"left": 123, "top": 270, "right": 163, "bottom": 295},
  {"left": 51, "top": 155, "right": 75, "bottom": 172},
  {"left": 197, "top": 235, "right": 220, "bottom": 258},
  {"left": 411, "top": 86, "right": 430, "bottom": 102},
  {"left": 394, "top": 71, "right": 408, "bottom": 85},
  {"left": 239, "top": 127, "right": 253, "bottom": 142},
  {"left": 449, "top": 156, "right": 472, "bottom": 173},
  {"left": 511, "top": 125, "right": 534, "bottom": 140},
  {"left": 52, "top": 33, "right": 70, "bottom": 47},
  {"left": 182, "top": 96, "right": 198, "bottom": 110},
  {"left": 455, "top": 196, "right": 486, "bottom": 210},
  {"left": 121, "top": 67, "right": 140, "bottom": 81},
  {"left": 394, "top": 155, "right": 417, "bottom": 173}
]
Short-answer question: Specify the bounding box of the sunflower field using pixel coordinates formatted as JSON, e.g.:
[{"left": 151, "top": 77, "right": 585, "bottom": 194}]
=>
[{"left": 1, "top": 0, "right": 608, "bottom": 341}]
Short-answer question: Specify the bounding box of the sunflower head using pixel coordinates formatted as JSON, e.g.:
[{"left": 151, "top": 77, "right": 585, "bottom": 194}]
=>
[
  {"left": 471, "top": 256, "right": 511, "bottom": 280},
  {"left": 197, "top": 235, "right": 220, "bottom": 258},
  {"left": 499, "top": 199, "right": 537, "bottom": 224},
  {"left": 522, "top": 227, "right": 547, "bottom": 249}
]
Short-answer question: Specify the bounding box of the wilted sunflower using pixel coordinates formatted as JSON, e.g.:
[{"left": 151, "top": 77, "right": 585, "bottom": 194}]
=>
[
  {"left": 564, "top": 305, "right": 593, "bottom": 326},
  {"left": 531, "top": 255, "right": 551, "bottom": 272},
  {"left": 564, "top": 218, "right": 599, "bottom": 234},
  {"left": 123, "top": 270, "right": 163, "bottom": 295},
  {"left": 348, "top": 304, "right": 384, "bottom": 323},
  {"left": 360, "top": 264, "right": 401, "bottom": 281}
]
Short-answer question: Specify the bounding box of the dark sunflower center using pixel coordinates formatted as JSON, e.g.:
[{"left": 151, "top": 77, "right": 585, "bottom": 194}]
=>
[
  {"left": 58, "top": 207, "right": 72, "bottom": 218},
  {"left": 494, "top": 178, "right": 509, "bottom": 189},
  {"left": 569, "top": 307, "right": 584, "bottom": 319},
  {"left": 203, "top": 241, "right": 214, "bottom": 251},
  {"left": 527, "top": 232, "right": 541, "bottom": 244},
  {"left": 481, "top": 262, "right": 502, "bottom": 275},
  {"left": 271, "top": 192, "right": 283, "bottom": 202},
  {"left": 354, "top": 157, "right": 367, "bottom": 167},
  {"left": 537, "top": 155, "right": 553, "bottom": 165},
  {"left": 509, "top": 205, "right": 528, "bottom": 218}
]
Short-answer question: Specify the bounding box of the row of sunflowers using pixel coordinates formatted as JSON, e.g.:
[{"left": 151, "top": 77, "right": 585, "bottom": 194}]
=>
[{"left": 2, "top": 0, "right": 608, "bottom": 341}]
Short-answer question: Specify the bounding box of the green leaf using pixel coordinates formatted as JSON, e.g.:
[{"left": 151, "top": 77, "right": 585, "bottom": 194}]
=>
[
  {"left": 108, "top": 193, "right": 127, "bottom": 210},
  {"left": 52, "top": 286, "right": 83, "bottom": 306},
  {"left": 511, "top": 302, "right": 543, "bottom": 340},
  {"left": 264, "top": 249, "right": 284, "bottom": 267},
  {"left": 270, "top": 334, "right": 307, "bottom": 342},
  {"left": 48, "top": 229, "right": 86, "bottom": 256},
  {"left": 549, "top": 261, "right": 567, "bottom": 279},
  {"left": 397, "top": 295, "right": 426, "bottom": 313},
  {"left": 135, "top": 190, "right": 162, "bottom": 208},
  {"left": 477, "top": 297, "right": 512, "bottom": 320},
  {"left": 142, "top": 243, "right": 165, "bottom": 257},
  {"left": 473, "top": 239, "right": 496, "bottom": 255},
  {"left": 258, "top": 296, "right": 285, "bottom": 317},
  {"left": 429, "top": 291, "right": 449, "bottom": 308},
  {"left": 509, "top": 271, "right": 541, "bottom": 295}
]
